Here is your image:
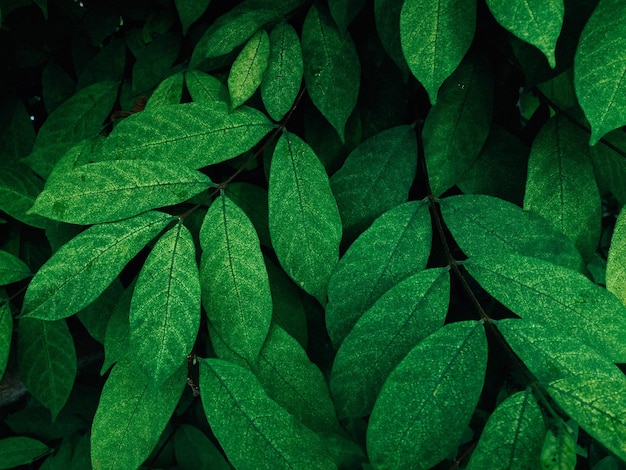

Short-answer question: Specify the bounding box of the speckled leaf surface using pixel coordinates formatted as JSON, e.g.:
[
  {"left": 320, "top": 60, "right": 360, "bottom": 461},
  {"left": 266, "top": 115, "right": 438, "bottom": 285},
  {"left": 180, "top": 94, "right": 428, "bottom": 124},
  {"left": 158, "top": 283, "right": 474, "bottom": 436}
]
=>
[
  {"left": 228, "top": 29, "right": 270, "bottom": 109},
  {"left": 184, "top": 70, "right": 229, "bottom": 105},
  {"left": 144, "top": 72, "right": 184, "bottom": 110},
  {"left": 606, "top": 206, "right": 626, "bottom": 306},
  {"left": 0, "top": 437, "right": 49, "bottom": 469},
  {"left": 0, "top": 250, "right": 31, "bottom": 285},
  {"left": 540, "top": 427, "right": 577, "bottom": 470}
]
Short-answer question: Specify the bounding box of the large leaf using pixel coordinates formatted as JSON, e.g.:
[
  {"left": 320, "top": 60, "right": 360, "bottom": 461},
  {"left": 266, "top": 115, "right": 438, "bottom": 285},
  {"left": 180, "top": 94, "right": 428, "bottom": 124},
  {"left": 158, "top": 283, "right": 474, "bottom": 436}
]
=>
[
  {"left": 0, "top": 437, "right": 49, "bottom": 469},
  {"left": 228, "top": 29, "right": 270, "bottom": 110},
  {"left": 0, "top": 163, "right": 48, "bottom": 228},
  {"left": 606, "top": 205, "right": 626, "bottom": 306},
  {"left": 400, "top": 0, "right": 476, "bottom": 104},
  {"left": 0, "top": 250, "right": 31, "bottom": 285},
  {"left": 466, "top": 389, "right": 545, "bottom": 470},
  {"left": 326, "top": 201, "right": 431, "bottom": 347},
  {"left": 366, "top": 321, "right": 487, "bottom": 469},
  {"left": 330, "top": 125, "right": 417, "bottom": 239},
  {"left": 465, "top": 253, "right": 626, "bottom": 362},
  {"left": 21, "top": 211, "right": 174, "bottom": 320},
  {"left": 29, "top": 160, "right": 213, "bottom": 225},
  {"left": 0, "top": 301, "right": 11, "bottom": 380},
  {"left": 574, "top": 0, "right": 626, "bottom": 144},
  {"left": 302, "top": 4, "right": 360, "bottom": 141},
  {"left": 200, "top": 193, "right": 272, "bottom": 362},
  {"left": 129, "top": 223, "right": 200, "bottom": 387},
  {"left": 100, "top": 102, "right": 274, "bottom": 169},
  {"left": 199, "top": 358, "right": 336, "bottom": 469},
  {"left": 330, "top": 268, "right": 449, "bottom": 419},
  {"left": 90, "top": 360, "right": 185, "bottom": 470},
  {"left": 268, "top": 131, "right": 342, "bottom": 303},
  {"left": 17, "top": 318, "right": 76, "bottom": 420}
]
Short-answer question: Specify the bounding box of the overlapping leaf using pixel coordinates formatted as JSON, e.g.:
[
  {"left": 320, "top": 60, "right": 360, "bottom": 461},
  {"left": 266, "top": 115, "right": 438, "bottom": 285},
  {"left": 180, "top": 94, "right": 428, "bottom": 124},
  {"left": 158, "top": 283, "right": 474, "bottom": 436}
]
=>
[
  {"left": 0, "top": 437, "right": 49, "bottom": 469},
  {"left": 174, "top": 0, "right": 212, "bottom": 35},
  {"left": 184, "top": 70, "right": 229, "bottom": 105},
  {"left": 144, "top": 72, "right": 184, "bottom": 110},
  {"left": 0, "top": 163, "right": 47, "bottom": 228},
  {"left": 374, "top": 0, "right": 407, "bottom": 72},
  {"left": 228, "top": 29, "right": 270, "bottom": 109},
  {"left": 0, "top": 250, "right": 31, "bottom": 285},
  {"left": 328, "top": 0, "right": 366, "bottom": 33},
  {"left": 606, "top": 205, "right": 626, "bottom": 306},
  {"left": 0, "top": 301, "right": 10, "bottom": 380},
  {"left": 540, "top": 427, "right": 577, "bottom": 470},
  {"left": 174, "top": 425, "right": 230, "bottom": 470}
]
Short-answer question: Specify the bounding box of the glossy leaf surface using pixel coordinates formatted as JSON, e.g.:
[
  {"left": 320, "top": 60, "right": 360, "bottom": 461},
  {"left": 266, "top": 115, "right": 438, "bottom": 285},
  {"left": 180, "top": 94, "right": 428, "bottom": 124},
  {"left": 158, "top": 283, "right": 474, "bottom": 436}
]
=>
[
  {"left": 0, "top": 437, "right": 49, "bottom": 469},
  {"left": 0, "top": 250, "right": 31, "bottom": 285},
  {"left": 228, "top": 29, "right": 270, "bottom": 110}
]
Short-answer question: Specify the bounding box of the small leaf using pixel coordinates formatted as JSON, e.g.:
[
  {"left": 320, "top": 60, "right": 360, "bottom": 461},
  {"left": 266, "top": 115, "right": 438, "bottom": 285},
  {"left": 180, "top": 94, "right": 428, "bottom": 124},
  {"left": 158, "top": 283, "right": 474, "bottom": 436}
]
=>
[
  {"left": 326, "top": 201, "right": 431, "bottom": 347},
  {"left": 0, "top": 250, "right": 31, "bottom": 285},
  {"left": 331, "top": 268, "right": 449, "bottom": 418},
  {"left": 144, "top": 72, "right": 184, "bottom": 110},
  {"left": 199, "top": 358, "right": 336, "bottom": 469},
  {"left": 22, "top": 211, "right": 174, "bottom": 320},
  {"left": 0, "top": 163, "right": 48, "bottom": 228},
  {"left": 228, "top": 29, "right": 270, "bottom": 110},
  {"left": 77, "top": 279, "right": 123, "bottom": 344},
  {"left": 0, "top": 437, "right": 49, "bottom": 469},
  {"left": 467, "top": 389, "right": 545, "bottom": 470},
  {"left": 540, "top": 427, "right": 577, "bottom": 470},
  {"left": 130, "top": 223, "right": 200, "bottom": 387},
  {"left": 174, "top": 424, "right": 230, "bottom": 470},
  {"left": 574, "top": 0, "right": 626, "bottom": 144},
  {"left": 184, "top": 70, "right": 229, "bottom": 105},
  {"left": 0, "top": 302, "right": 12, "bottom": 380},
  {"left": 328, "top": 0, "right": 367, "bottom": 33},
  {"left": 200, "top": 193, "right": 272, "bottom": 362},
  {"left": 268, "top": 131, "right": 342, "bottom": 303},
  {"left": 302, "top": 4, "right": 360, "bottom": 141},
  {"left": 90, "top": 360, "right": 185, "bottom": 470},
  {"left": 30, "top": 160, "right": 213, "bottom": 225},
  {"left": 606, "top": 205, "right": 626, "bottom": 306},
  {"left": 400, "top": 0, "right": 476, "bottom": 104},
  {"left": 175, "top": 0, "right": 211, "bottom": 35},
  {"left": 366, "top": 321, "right": 487, "bottom": 469},
  {"left": 17, "top": 317, "right": 76, "bottom": 420}
]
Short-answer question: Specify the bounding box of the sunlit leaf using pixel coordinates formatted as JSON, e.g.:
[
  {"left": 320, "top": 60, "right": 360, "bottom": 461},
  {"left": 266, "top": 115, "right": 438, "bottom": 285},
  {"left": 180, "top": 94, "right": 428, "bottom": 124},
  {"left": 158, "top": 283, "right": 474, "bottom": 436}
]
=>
[
  {"left": 0, "top": 437, "right": 49, "bottom": 469},
  {"left": 144, "top": 72, "right": 184, "bottom": 110},
  {"left": 0, "top": 250, "right": 31, "bottom": 285},
  {"left": 224, "top": 182, "right": 271, "bottom": 248},
  {"left": 228, "top": 29, "right": 270, "bottom": 110}
]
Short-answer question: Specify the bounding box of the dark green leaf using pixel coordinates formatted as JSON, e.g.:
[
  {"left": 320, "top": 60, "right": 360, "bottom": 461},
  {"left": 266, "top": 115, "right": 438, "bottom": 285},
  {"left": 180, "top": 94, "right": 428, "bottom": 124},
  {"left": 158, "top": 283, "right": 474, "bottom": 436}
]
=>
[
  {"left": 328, "top": 0, "right": 367, "bottom": 33},
  {"left": 101, "top": 281, "right": 134, "bottom": 374},
  {"left": 374, "top": 0, "right": 408, "bottom": 73},
  {"left": 175, "top": 0, "right": 211, "bottom": 35},
  {"left": 0, "top": 96, "right": 35, "bottom": 163},
  {"left": 607, "top": 206, "right": 626, "bottom": 306},
  {"left": 77, "top": 39, "right": 126, "bottom": 90},
  {"left": 0, "top": 301, "right": 12, "bottom": 380},
  {"left": 0, "top": 163, "right": 48, "bottom": 228},
  {"left": 76, "top": 279, "right": 122, "bottom": 344},
  {"left": 144, "top": 72, "right": 184, "bottom": 110},
  {"left": 184, "top": 70, "right": 229, "bottom": 105},
  {"left": 268, "top": 131, "right": 342, "bottom": 303},
  {"left": 590, "top": 130, "right": 626, "bottom": 206},
  {"left": 41, "top": 60, "right": 77, "bottom": 114},
  {"left": 174, "top": 424, "right": 230, "bottom": 470},
  {"left": 228, "top": 29, "right": 270, "bottom": 109},
  {"left": 224, "top": 182, "right": 271, "bottom": 247},
  {"left": 22, "top": 211, "right": 174, "bottom": 320},
  {"left": 131, "top": 33, "right": 181, "bottom": 95},
  {"left": 0, "top": 437, "right": 49, "bottom": 469},
  {"left": 366, "top": 321, "right": 487, "bottom": 469},
  {"left": 0, "top": 250, "right": 31, "bottom": 284}
]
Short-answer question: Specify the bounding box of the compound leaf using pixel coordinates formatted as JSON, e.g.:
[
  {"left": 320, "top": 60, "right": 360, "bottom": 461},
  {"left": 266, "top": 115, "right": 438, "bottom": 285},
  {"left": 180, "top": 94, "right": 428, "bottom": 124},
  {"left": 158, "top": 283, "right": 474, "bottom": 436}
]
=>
[
  {"left": 0, "top": 250, "right": 31, "bottom": 285},
  {"left": 0, "top": 437, "right": 49, "bottom": 469},
  {"left": 228, "top": 29, "right": 270, "bottom": 110}
]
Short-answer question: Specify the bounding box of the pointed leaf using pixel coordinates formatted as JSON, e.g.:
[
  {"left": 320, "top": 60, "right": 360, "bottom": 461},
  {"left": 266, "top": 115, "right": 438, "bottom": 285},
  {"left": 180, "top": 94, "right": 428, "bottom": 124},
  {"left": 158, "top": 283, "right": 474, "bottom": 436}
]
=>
[
  {"left": 224, "top": 182, "right": 271, "bottom": 248},
  {"left": 144, "top": 72, "right": 184, "bottom": 110},
  {"left": 0, "top": 250, "right": 31, "bottom": 285},
  {"left": 574, "top": 0, "right": 626, "bottom": 144},
  {"left": 0, "top": 437, "right": 49, "bottom": 469},
  {"left": 374, "top": 0, "right": 408, "bottom": 73},
  {"left": 326, "top": 201, "right": 432, "bottom": 347},
  {"left": 0, "top": 302, "right": 11, "bottom": 380},
  {"left": 331, "top": 268, "right": 449, "bottom": 418},
  {"left": 185, "top": 70, "right": 229, "bottom": 105},
  {"left": 590, "top": 130, "right": 626, "bottom": 206},
  {"left": 175, "top": 0, "right": 211, "bottom": 35},
  {"left": 330, "top": 125, "right": 417, "bottom": 238},
  {"left": 91, "top": 360, "right": 185, "bottom": 470},
  {"left": 200, "top": 193, "right": 272, "bottom": 362},
  {"left": 228, "top": 29, "right": 270, "bottom": 109},
  {"left": 606, "top": 205, "right": 626, "bottom": 307},
  {"left": 328, "top": 0, "right": 367, "bottom": 33},
  {"left": 30, "top": 160, "right": 213, "bottom": 225},
  {"left": 174, "top": 424, "right": 230, "bottom": 470},
  {"left": 367, "top": 321, "right": 487, "bottom": 469},
  {"left": 130, "top": 223, "right": 200, "bottom": 387},
  {"left": 199, "top": 358, "right": 336, "bottom": 469},
  {"left": 17, "top": 318, "right": 76, "bottom": 420},
  {"left": 540, "top": 427, "right": 577, "bottom": 470},
  {"left": 302, "top": 4, "right": 360, "bottom": 141},
  {"left": 101, "top": 282, "right": 134, "bottom": 374},
  {"left": 22, "top": 211, "right": 174, "bottom": 320},
  {"left": 0, "top": 163, "right": 48, "bottom": 228},
  {"left": 400, "top": 0, "right": 476, "bottom": 104}
]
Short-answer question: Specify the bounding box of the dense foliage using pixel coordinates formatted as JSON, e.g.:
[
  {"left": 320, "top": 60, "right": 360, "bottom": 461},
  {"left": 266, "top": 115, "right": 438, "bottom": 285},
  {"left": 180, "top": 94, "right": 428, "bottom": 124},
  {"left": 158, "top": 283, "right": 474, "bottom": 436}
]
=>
[{"left": 1, "top": 0, "right": 626, "bottom": 468}]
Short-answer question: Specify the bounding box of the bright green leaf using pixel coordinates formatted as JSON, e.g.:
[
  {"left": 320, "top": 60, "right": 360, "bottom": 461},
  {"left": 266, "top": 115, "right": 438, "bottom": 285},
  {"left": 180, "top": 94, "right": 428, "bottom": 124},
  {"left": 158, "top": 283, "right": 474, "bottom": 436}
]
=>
[
  {"left": 22, "top": 211, "right": 174, "bottom": 320},
  {"left": 0, "top": 301, "right": 12, "bottom": 380},
  {"left": 175, "top": 0, "right": 211, "bottom": 35},
  {"left": 367, "top": 321, "right": 487, "bottom": 469},
  {"left": 328, "top": 0, "right": 367, "bottom": 33},
  {"left": 606, "top": 205, "right": 626, "bottom": 307},
  {"left": 0, "top": 250, "right": 31, "bottom": 285},
  {"left": 331, "top": 268, "right": 449, "bottom": 419},
  {"left": 144, "top": 72, "right": 184, "bottom": 110},
  {"left": 302, "top": 4, "right": 360, "bottom": 141},
  {"left": 130, "top": 223, "right": 200, "bottom": 387},
  {"left": 0, "top": 163, "right": 48, "bottom": 228},
  {"left": 184, "top": 70, "right": 229, "bottom": 105},
  {"left": 0, "top": 437, "right": 49, "bottom": 469},
  {"left": 268, "top": 131, "right": 342, "bottom": 303},
  {"left": 17, "top": 317, "right": 76, "bottom": 420},
  {"left": 400, "top": 0, "right": 476, "bottom": 104},
  {"left": 540, "top": 427, "right": 577, "bottom": 470},
  {"left": 174, "top": 424, "right": 230, "bottom": 470},
  {"left": 228, "top": 29, "right": 270, "bottom": 110}
]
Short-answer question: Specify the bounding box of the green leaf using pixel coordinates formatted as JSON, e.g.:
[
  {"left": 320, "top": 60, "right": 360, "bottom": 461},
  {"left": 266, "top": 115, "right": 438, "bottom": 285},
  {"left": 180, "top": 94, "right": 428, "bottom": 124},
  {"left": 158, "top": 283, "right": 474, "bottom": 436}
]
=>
[
  {"left": 328, "top": 0, "right": 367, "bottom": 33},
  {"left": 42, "top": 59, "right": 76, "bottom": 114},
  {"left": 423, "top": 56, "right": 493, "bottom": 196},
  {"left": 101, "top": 281, "right": 134, "bottom": 374},
  {"left": 144, "top": 72, "right": 184, "bottom": 110},
  {"left": 330, "top": 125, "right": 417, "bottom": 239},
  {"left": 0, "top": 301, "right": 12, "bottom": 380},
  {"left": 574, "top": 0, "right": 626, "bottom": 144},
  {"left": 0, "top": 163, "right": 48, "bottom": 228},
  {"left": 131, "top": 33, "right": 181, "bottom": 95},
  {"left": 228, "top": 29, "right": 270, "bottom": 110},
  {"left": 30, "top": 160, "right": 213, "bottom": 225},
  {"left": 22, "top": 211, "right": 174, "bottom": 320},
  {"left": 523, "top": 115, "right": 601, "bottom": 261},
  {"left": 606, "top": 205, "right": 626, "bottom": 306},
  {"left": 367, "top": 321, "right": 487, "bottom": 469},
  {"left": 90, "top": 359, "right": 185, "bottom": 470},
  {"left": 77, "top": 279, "right": 123, "bottom": 344},
  {"left": 0, "top": 437, "right": 49, "bottom": 469},
  {"left": 374, "top": 0, "right": 408, "bottom": 73},
  {"left": 465, "top": 254, "right": 626, "bottom": 362},
  {"left": 174, "top": 0, "right": 211, "bottom": 35},
  {"left": 224, "top": 182, "right": 271, "bottom": 248},
  {"left": 485, "top": 0, "right": 563, "bottom": 68},
  {"left": 326, "top": 201, "right": 432, "bottom": 347},
  {"left": 184, "top": 70, "right": 229, "bottom": 105},
  {"left": 268, "top": 131, "right": 342, "bottom": 303},
  {"left": 0, "top": 250, "right": 31, "bottom": 284},
  {"left": 302, "top": 4, "right": 360, "bottom": 141},
  {"left": 0, "top": 96, "right": 35, "bottom": 163},
  {"left": 331, "top": 268, "right": 449, "bottom": 419},
  {"left": 440, "top": 194, "right": 584, "bottom": 271},
  {"left": 261, "top": 21, "right": 304, "bottom": 122},
  {"left": 198, "top": 358, "right": 336, "bottom": 469},
  {"left": 101, "top": 102, "right": 274, "bottom": 169},
  {"left": 400, "top": 0, "right": 476, "bottom": 104},
  {"left": 590, "top": 130, "right": 626, "bottom": 206},
  {"left": 466, "top": 389, "right": 545, "bottom": 470},
  {"left": 200, "top": 193, "right": 272, "bottom": 362},
  {"left": 130, "top": 223, "right": 200, "bottom": 387},
  {"left": 540, "top": 427, "right": 577, "bottom": 470},
  {"left": 17, "top": 317, "right": 76, "bottom": 420},
  {"left": 174, "top": 424, "right": 230, "bottom": 470}
]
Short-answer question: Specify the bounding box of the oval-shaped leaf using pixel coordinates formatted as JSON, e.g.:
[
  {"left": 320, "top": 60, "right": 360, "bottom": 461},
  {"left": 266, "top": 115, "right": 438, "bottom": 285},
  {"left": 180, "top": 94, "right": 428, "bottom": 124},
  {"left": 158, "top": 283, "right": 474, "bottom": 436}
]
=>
[
  {"left": 199, "top": 358, "right": 336, "bottom": 469},
  {"left": 331, "top": 268, "right": 449, "bottom": 419},
  {"left": 22, "top": 211, "right": 174, "bottom": 320},
  {"left": 326, "top": 201, "right": 431, "bottom": 347},
  {"left": 400, "top": 0, "right": 476, "bottom": 104},
  {"left": 330, "top": 125, "right": 417, "bottom": 239},
  {"left": 0, "top": 250, "right": 31, "bottom": 285},
  {"left": 224, "top": 182, "right": 271, "bottom": 248},
  {"left": 366, "top": 321, "right": 487, "bottom": 469},
  {"left": 30, "top": 160, "right": 212, "bottom": 225},
  {"left": 17, "top": 317, "right": 76, "bottom": 420},
  {"left": 144, "top": 72, "right": 184, "bottom": 110},
  {"left": 606, "top": 205, "right": 626, "bottom": 306},
  {"left": 0, "top": 302, "right": 11, "bottom": 380},
  {"left": 0, "top": 437, "right": 49, "bottom": 469},
  {"left": 374, "top": 0, "right": 408, "bottom": 73},
  {"left": 200, "top": 193, "right": 272, "bottom": 362},
  {"left": 0, "top": 163, "right": 47, "bottom": 228},
  {"left": 130, "top": 223, "right": 200, "bottom": 387},
  {"left": 228, "top": 29, "right": 270, "bottom": 109},
  {"left": 574, "top": 0, "right": 626, "bottom": 144},
  {"left": 184, "top": 70, "right": 229, "bottom": 105},
  {"left": 302, "top": 4, "right": 360, "bottom": 141},
  {"left": 269, "top": 131, "right": 342, "bottom": 303}
]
